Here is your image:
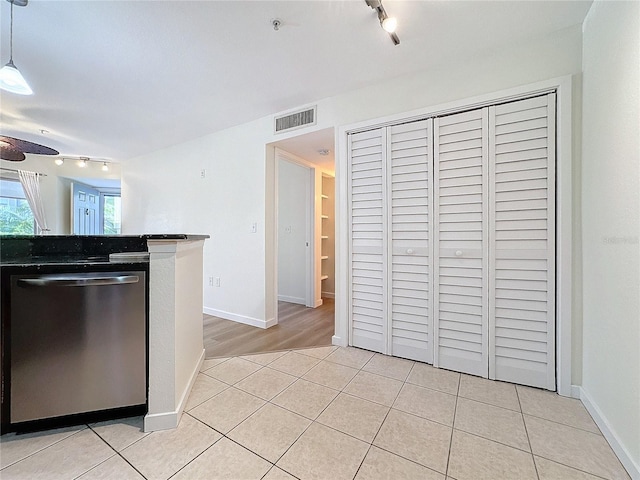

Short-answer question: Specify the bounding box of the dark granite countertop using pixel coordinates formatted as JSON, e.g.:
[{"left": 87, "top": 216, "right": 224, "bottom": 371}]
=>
[
  {"left": 1, "top": 234, "right": 210, "bottom": 241},
  {"left": 0, "top": 235, "right": 209, "bottom": 266}
]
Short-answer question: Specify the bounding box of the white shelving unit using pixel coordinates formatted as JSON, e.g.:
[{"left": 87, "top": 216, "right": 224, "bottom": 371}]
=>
[{"left": 320, "top": 175, "right": 335, "bottom": 299}]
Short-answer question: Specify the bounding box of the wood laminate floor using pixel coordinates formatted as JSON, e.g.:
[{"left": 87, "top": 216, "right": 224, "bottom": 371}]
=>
[{"left": 204, "top": 299, "right": 335, "bottom": 358}]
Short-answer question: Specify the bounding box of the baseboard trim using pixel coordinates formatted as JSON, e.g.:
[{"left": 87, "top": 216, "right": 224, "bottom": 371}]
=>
[
  {"left": 314, "top": 298, "right": 323, "bottom": 308},
  {"left": 175, "top": 348, "right": 204, "bottom": 418},
  {"left": 322, "top": 291, "right": 335, "bottom": 299},
  {"left": 144, "top": 349, "right": 204, "bottom": 433},
  {"left": 203, "top": 307, "right": 276, "bottom": 329},
  {"left": 144, "top": 410, "right": 179, "bottom": 433},
  {"left": 578, "top": 386, "right": 640, "bottom": 479},
  {"left": 277, "top": 295, "right": 306, "bottom": 305},
  {"left": 332, "top": 335, "right": 347, "bottom": 347},
  {"left": 570, "top": 384, "right": 581, "bottom": 399}
]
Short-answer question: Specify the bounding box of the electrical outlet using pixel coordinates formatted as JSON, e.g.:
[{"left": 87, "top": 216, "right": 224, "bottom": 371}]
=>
[
  {"left": 208, "top": 276, "right": 214, "bottom": 286},
  {"left": 201, "top": 169, "right": 206, "bottom": 179},
  {"left": 251, "top": 222, "right": 257, "bottom": 233},
  {"left": 215, "top": 277, "right": 221, "bottom": 287}
]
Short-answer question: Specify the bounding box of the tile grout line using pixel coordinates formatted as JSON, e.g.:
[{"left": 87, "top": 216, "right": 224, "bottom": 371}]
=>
[
  {"left": 164, "top": 425, "right": 224, "bottom": 480},
  {"left": 531, "top": 453, "right": 614, "bottom": 480},
  {"left": 85, "top": 423, "right": 149, "bottom": 480},
  {"left": 351, "top": 365, "right": 411, "bottom": 480},
  {"left": 515, "top": 386, "right": 540, "bottom": 480},
  {"left": 266, "top": 347, "right": 377, "bottom": 478},
  {"left": 0, "top": 426, "right": 87, "bottom": 471},
  {"left": 189, "top": 349, "right": 318, "bottom": 476},
  {"left": 521, "top": 411, "right": 606, "bottom": 435},
  {"left": 199, "top": 347, "right": 627, "bottom": 480},
  {"left": 444, "top": 373, "right": 462, "bottom": 477}
]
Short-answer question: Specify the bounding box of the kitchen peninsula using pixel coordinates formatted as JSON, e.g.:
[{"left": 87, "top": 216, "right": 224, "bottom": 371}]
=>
[{"left": 0, "top": 234, "right": 209, "bottom": 434}]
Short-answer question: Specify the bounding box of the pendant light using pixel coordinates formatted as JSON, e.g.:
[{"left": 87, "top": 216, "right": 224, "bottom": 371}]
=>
[{"left": 0, "top": 0, "right": 33, "bottom": 95}]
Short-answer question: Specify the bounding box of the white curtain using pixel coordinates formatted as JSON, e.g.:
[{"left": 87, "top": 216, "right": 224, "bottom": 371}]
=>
[{"left": 18, "top": 169, "right": 50, "bottom": 233}]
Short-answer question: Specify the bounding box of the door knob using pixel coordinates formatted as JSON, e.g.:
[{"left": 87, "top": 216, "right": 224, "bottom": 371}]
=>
[{"left": 455, "top": 250, "right": 463, "bottom": 256}]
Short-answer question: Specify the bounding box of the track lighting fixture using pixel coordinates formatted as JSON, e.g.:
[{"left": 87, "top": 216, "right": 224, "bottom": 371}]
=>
[
  {"left": 55, "top": 156, "right": 112, "bottom": 171},
  {"left": 365, "top": 0, "right": 400, "bottom": 45}
]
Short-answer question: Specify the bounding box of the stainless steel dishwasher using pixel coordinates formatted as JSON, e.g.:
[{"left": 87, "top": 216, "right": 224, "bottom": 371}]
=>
[{"left": 9, "top": 271, "right": 146, "bottom": 424}]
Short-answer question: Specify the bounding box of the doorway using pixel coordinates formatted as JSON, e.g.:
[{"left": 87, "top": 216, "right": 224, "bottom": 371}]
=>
[{"left": 265, "top": 128, "right": 336, "bottom": 327}]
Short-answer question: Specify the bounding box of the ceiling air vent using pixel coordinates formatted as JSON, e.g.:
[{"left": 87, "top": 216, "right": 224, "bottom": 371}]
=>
[{"left": 274, "top": 106, "right": 316, "bottom": 134}]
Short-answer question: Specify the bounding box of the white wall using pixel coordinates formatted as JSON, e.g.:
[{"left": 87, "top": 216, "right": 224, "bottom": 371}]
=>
[
  {"left": 1, "top": 156, "right": 121, "bottom": 234},
  {"left": 278, "top": 158, "right": 309, "bottom": 305},
  {"left": 122, "top": 24, "right": 582, "bottom": 335},
  {"left": 581, "top": 0, "right": 640, "bottom": 475}
]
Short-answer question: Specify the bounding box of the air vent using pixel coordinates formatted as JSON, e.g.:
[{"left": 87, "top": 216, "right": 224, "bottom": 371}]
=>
[{"left": 274, "top": 106, "right": 316, "bottom": 134}]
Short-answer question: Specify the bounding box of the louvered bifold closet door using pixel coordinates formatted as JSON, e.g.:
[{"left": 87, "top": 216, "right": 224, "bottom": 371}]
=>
[
  {"left": 434, "top": 109, "right": 489, "bottom": 377},
  {"left": 488, "top": 94, "right": 556, "bottom": 390},
  {"left": 388, "top": 120, "right": 433, "bottom": 363},
  {"left": 348, "top": 128, "right": 387, "bottom": 353}
]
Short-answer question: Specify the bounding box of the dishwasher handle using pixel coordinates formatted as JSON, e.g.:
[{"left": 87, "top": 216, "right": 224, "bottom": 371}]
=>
[{"left": 17, "top": 275, "right": 140, "bottom": 287}]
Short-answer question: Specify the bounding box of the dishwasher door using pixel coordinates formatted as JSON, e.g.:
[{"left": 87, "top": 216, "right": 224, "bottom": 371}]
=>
[{"left": 9, "top": 271, "right": 147, "bottom": 424}]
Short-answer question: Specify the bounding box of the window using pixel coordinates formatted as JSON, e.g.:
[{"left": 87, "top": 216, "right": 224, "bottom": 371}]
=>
[
  {"left": 102, "top": 194, "right": 121, "bottom": 234},
  {"left": 0, "top": 178, "right": 35, "bottom": 235}
]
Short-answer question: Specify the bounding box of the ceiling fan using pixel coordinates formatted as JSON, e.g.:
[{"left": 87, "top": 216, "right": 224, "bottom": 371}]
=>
[{"left": 0, "top": 135, "right": 59, "bottom": 161}]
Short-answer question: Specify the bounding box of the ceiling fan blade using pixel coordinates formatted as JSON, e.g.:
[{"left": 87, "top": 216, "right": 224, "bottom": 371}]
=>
[
  {"left": 0, "top": 135, "right": 59, "bottom": 155},
  {"left": 0, "top": 144, "right": 26, "bottom": 161}
]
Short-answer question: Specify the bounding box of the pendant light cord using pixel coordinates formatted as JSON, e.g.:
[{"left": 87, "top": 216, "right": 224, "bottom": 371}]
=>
[{"left": 9, "top": 0, "right": 14, "bottom": 61}]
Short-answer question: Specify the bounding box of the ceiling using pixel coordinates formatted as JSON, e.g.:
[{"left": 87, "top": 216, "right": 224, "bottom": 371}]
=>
[{"left": 0, "top": 0, "right": 592, "bottom": 164}]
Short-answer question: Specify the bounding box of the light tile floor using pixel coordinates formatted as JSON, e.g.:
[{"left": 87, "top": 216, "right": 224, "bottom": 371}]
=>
[{"left": 0, "top": 346, "right": 631, "bottom": 480}]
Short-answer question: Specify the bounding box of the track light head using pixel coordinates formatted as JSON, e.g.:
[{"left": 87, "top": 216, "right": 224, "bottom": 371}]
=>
[{"left": 365, "top": 0, "right": 400, "bottom": 45}]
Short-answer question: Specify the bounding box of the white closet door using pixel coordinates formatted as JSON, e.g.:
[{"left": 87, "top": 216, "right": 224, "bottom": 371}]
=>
[
  {"left": 388, "top": 120, "right": 433, "bottom": 363},
  {"left": 434, "top": 109, "right": 489, "bottom": 376},
  {"left": 348, "top": 128, "right": 387, "bottom": 353},
  {"left": 489, "top": 94, "right": 556, "bottom": 390}
]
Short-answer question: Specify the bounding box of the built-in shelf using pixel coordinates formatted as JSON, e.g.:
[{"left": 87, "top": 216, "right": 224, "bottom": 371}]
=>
[{"left": 321, "top": 179, "right": 333, "bottom": 288}]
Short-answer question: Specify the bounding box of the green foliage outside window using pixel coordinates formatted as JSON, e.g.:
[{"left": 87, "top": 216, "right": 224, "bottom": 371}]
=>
[
  {"left": 103, "top": 195, "right": 121, "bottom": 235},
  {"left": 0, "top": 198, "right": 35, "bottom": 235}
]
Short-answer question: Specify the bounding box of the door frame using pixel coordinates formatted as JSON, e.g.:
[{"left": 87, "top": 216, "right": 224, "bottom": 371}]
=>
[
  {"left": 336, "top": 75, "right": 574, "bottom": 397},
  {"left": 266, "top": 148, "right": 322, "bottom": 327}
]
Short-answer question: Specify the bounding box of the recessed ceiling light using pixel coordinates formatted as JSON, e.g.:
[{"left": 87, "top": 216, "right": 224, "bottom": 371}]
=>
[
  {"left": 40, "top": 129, "right": 50, "bottom": 135},
  {"left": 318, "top": 149, "right": 330, "bottom": 156}
]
